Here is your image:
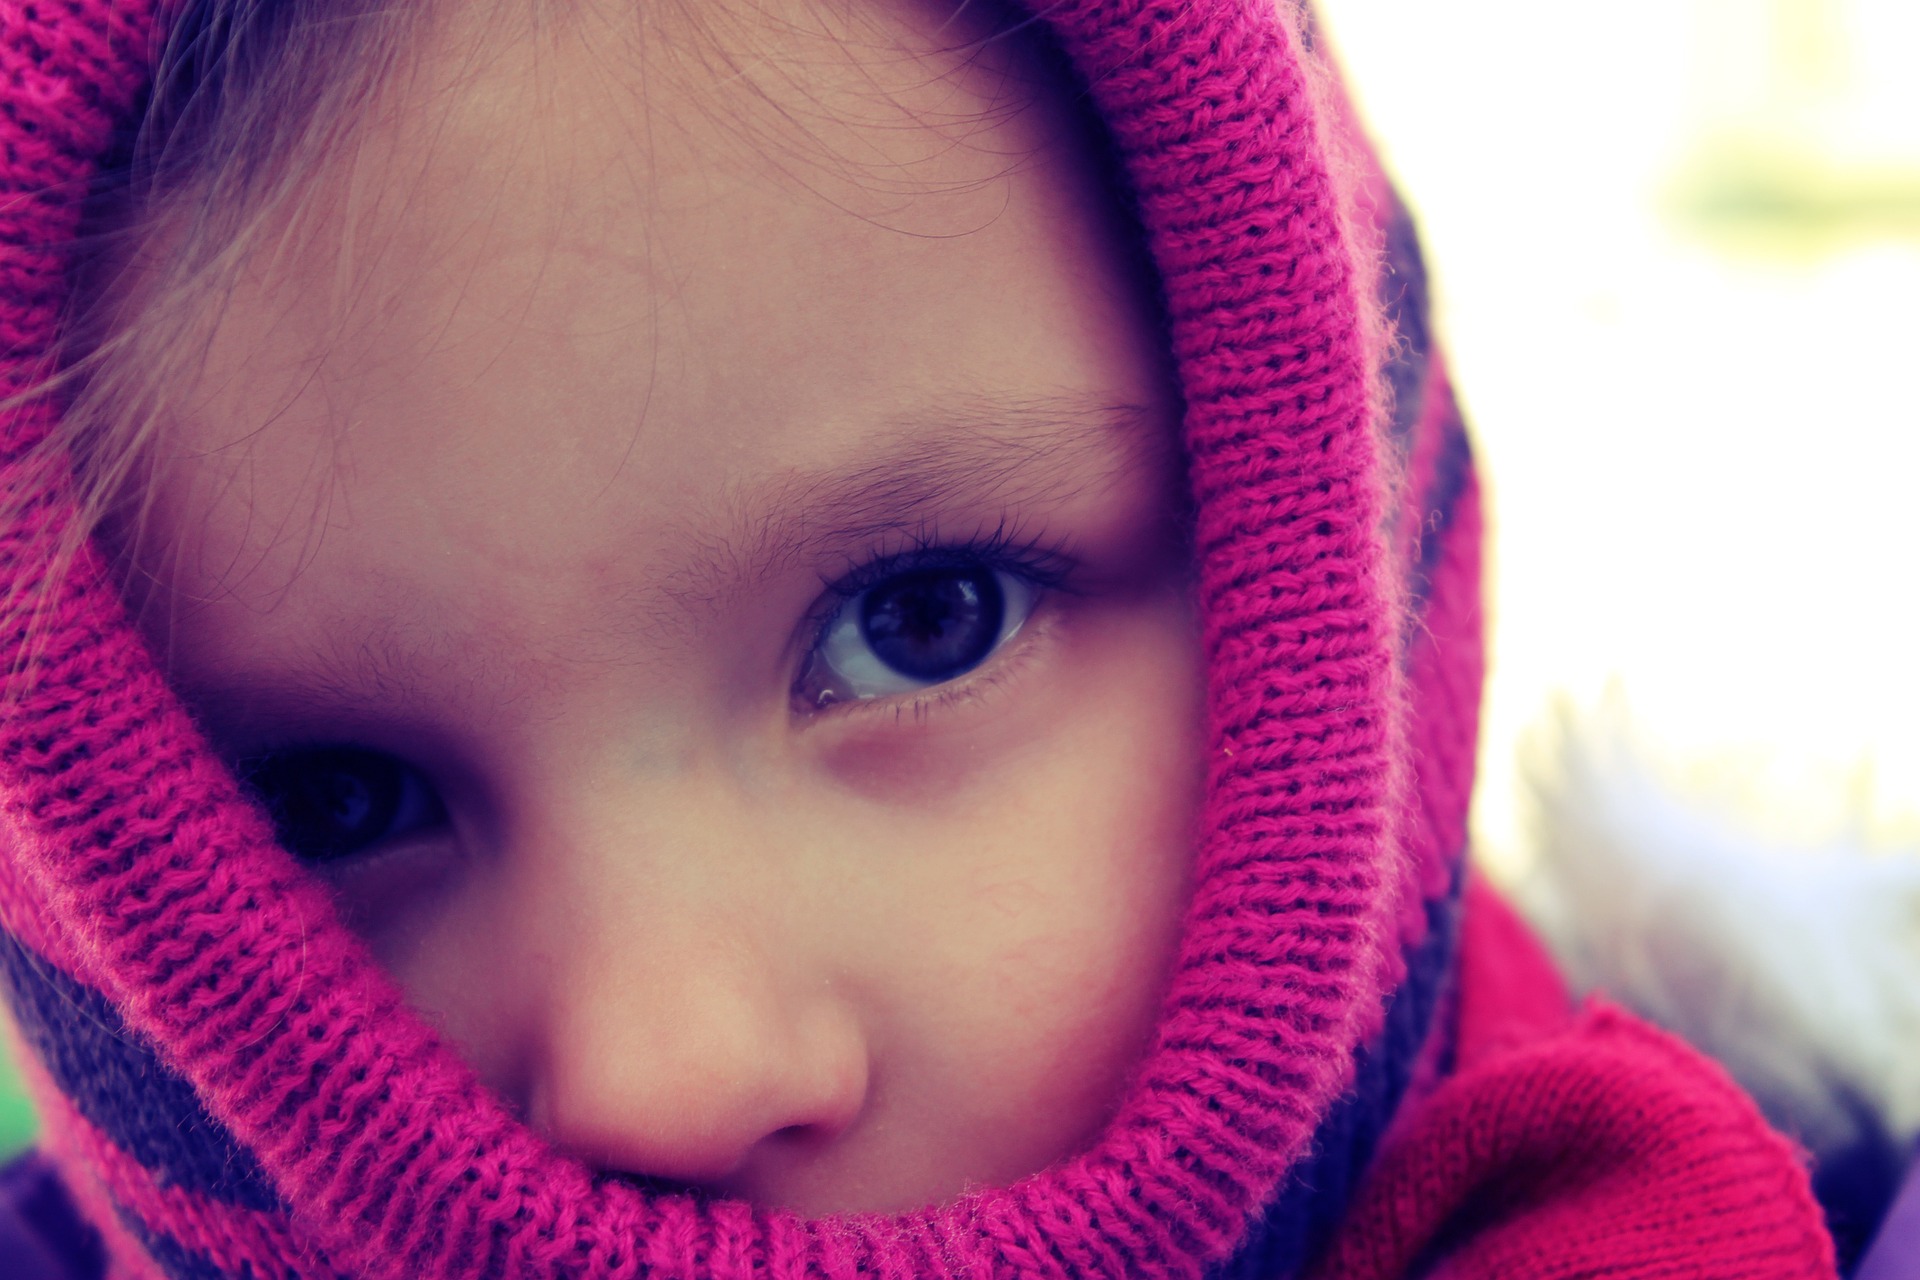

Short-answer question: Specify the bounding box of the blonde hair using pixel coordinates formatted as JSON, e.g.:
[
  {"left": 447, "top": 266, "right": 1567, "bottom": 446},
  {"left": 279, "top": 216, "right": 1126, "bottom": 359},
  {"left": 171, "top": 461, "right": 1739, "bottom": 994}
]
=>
[{"left": 8, "top": 0, "right": 427, "bottom": 643}]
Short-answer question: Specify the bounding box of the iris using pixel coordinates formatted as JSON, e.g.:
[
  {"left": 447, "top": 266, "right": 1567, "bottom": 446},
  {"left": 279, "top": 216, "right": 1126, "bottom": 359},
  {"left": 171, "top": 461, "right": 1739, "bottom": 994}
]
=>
[
  {"left": 245, "top": 747, "right": 444, "bottom": 862},
  {"left": 859, "top": 567, "right": 1005, "bottom": 681}
]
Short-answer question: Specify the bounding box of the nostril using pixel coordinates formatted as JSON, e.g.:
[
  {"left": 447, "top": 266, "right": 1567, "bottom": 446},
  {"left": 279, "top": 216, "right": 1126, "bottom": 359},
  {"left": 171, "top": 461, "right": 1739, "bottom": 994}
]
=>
[
  {"left": 529, "top": 1010, "right": 871, "bottom": 1192},
  {"left": 766, "top": 1121, "right": 837, "bottom": 1150}
]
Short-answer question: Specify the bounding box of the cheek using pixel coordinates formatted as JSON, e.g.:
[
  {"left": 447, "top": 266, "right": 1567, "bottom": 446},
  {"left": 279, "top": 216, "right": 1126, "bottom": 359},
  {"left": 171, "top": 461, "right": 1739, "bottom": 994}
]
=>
[{"left": 825, "top": 592, "right": 1204, "bottom": 1171}]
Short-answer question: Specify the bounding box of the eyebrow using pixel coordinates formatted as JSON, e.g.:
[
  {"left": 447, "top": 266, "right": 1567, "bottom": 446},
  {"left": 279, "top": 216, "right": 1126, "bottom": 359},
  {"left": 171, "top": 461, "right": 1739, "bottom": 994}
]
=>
[{"left": 649, "top": 392, "right": 1173, "bottom": 612}]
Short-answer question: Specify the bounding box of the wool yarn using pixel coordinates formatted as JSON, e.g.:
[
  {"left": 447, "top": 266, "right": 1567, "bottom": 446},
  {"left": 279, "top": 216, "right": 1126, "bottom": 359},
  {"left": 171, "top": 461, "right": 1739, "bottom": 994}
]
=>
[{"left": 1308, "top": 881, "right": 1840, "bottom": 1278}]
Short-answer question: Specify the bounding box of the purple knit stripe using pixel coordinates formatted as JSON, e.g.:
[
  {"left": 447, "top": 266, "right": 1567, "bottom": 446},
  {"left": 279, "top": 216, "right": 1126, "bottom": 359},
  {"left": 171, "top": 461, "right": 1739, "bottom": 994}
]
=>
[
  {"left": 85, "top": 1142, "right": 331, "bottom": 1278},
  {"left": 113, "top": 1218, "right": 231, "bottom": 1280},
  {"left": 1407, "top": 414, "right": 1473, "bottom": 608},
  {"left": 1396, "top": 383, "right": 1483, "bottom": 918},
  {"left": 1212, "top": 875, "right": 1462, "bottom": 1279},
  {"left": 0, "top": 3, "right": 1425, "bottom": 1280},
  {"left": 31, "top": 1087, "right": 341, "bottom": 1279},
  {"left": 1371, "top": 186, "right": 1476, "bottom": 929},
  {"left": 0, "top": 931, "right": 276, "bottom": 1209},
  {"left": 1378, "top": 202, "right": 1435, "bottom": 451}
]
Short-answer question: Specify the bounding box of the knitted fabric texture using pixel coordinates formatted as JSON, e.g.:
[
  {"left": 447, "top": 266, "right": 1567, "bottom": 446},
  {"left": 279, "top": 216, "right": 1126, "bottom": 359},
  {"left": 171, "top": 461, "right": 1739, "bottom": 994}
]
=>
[
  {"left": 1309, "top": 883, "right": 1841, "bottom": 1280},
  {"left": 0, "top": 0, "right": 1477, "bottom": 1277}
]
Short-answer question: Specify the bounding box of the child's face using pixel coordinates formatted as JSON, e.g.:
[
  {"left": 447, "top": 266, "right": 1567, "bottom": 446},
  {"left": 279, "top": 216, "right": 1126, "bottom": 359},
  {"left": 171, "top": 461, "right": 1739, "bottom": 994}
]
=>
[{"left": 129, "top": 0, "right": 1199, "bottom": 1215}]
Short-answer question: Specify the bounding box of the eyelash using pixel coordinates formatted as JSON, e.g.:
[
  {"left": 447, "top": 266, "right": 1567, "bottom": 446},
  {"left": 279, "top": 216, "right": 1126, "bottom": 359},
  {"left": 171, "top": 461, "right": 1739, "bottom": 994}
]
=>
[
  {"left": 794, "top": 525, "right": 1074, "bottom": 717},
  {"left": 811, "top": 523, "right": 1074, "bottom": 608}
]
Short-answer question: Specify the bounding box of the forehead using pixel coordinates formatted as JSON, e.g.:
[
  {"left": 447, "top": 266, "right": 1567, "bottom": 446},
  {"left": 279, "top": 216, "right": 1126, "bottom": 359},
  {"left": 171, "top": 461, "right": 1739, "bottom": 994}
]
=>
[
  {"left": 264, "top": 0, "right": 1140, "bottom": 390},
  {"left": 143, "top": 0, "right": 1170, "bottom": 660}
]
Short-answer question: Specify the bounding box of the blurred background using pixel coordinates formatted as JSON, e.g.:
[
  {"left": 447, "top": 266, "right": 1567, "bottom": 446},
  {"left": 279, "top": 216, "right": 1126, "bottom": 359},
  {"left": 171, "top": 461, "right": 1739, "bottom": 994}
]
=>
[
  {"left": 1, "top": 0, "right": 1916, "bottom": 1163},
  {"left": 1317, "top": 0, "right": 1920, "bottom": 876}
]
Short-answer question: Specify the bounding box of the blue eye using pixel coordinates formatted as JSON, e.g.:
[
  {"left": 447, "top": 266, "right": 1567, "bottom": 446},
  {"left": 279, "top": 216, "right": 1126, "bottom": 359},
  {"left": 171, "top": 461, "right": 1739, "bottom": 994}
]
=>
[
  {"left": 802, "top": 564, "right": 1036, "bottom": 706},
  {"left": 243, "top": 747, "right": 446, "bottom": 863}
]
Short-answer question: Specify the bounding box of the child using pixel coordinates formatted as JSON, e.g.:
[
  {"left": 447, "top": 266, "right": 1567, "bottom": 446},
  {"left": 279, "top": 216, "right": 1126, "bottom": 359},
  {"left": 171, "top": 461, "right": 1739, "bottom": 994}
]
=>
[{"left": 0, "top": 0, "right": 1839, "bottom": 1276}]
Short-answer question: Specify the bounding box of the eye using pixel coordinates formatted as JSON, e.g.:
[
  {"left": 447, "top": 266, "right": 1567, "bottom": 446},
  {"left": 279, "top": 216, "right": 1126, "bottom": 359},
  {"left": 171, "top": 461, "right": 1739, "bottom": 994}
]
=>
[
  {"left": 798, "top": 563, "right": 1037, "bottom": 707},
  {"left": 241, "top": 747, "right": 447, "bottom": 863}
]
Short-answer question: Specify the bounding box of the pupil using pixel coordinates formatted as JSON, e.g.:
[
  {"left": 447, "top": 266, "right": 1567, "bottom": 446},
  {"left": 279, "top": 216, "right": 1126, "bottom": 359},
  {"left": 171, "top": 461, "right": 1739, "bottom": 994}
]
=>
[
  {"left": 247, "top": 749, "right": 403, "bottom": 862},
  {"left": 316, "top": 772, "right": 375, "bottom": 830},
  {"left": 860, "top": 567, "right": 1004, "bottom": 681}
]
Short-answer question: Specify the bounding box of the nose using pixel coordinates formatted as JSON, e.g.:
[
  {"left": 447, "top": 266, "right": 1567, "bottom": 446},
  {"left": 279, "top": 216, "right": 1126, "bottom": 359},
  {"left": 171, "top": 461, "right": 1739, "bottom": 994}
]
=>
[{"left": 523, "top": 911, "right": 872, "bottom": 1190}]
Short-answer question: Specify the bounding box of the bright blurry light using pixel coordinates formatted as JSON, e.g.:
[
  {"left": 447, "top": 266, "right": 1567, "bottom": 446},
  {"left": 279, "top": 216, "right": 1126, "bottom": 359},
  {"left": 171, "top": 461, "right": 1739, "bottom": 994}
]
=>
[{"left": 1316, "top": 0, "right": 1920, "bottom": 875}]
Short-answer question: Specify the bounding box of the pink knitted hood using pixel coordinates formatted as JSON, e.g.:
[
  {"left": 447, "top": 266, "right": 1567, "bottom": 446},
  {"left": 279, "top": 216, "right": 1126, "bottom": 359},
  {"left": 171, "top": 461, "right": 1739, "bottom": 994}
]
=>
[{"left": 0, "top": 0, "right": 1483, "bottom": 1277}]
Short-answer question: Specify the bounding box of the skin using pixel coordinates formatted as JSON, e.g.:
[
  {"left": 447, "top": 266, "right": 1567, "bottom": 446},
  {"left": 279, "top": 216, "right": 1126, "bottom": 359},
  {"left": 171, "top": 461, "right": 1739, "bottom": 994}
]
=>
[{"left": 127, "top": 0, "right": 1202, "bottom": 1216}]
